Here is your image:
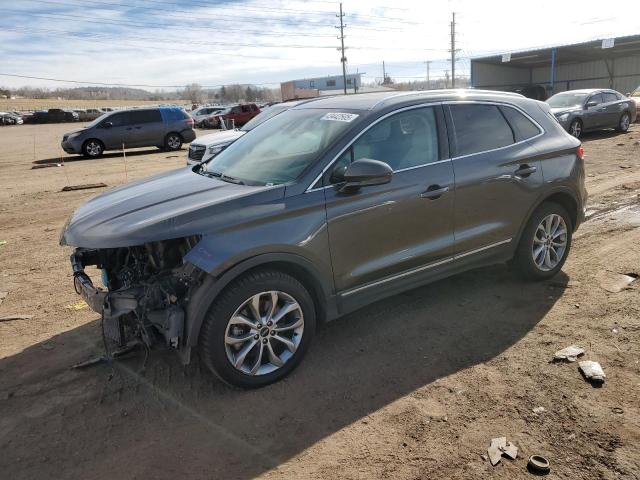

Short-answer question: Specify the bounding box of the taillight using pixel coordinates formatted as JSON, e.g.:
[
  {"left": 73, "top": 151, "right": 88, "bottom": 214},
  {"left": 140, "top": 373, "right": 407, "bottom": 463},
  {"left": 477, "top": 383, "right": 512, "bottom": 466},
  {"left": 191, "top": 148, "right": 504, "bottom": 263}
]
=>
[
  {"left": 185, "top": 117, "right": 194, "bottom": 126},
  {"left": 577, "top": 145, "right": 584, "bottom": 160}
]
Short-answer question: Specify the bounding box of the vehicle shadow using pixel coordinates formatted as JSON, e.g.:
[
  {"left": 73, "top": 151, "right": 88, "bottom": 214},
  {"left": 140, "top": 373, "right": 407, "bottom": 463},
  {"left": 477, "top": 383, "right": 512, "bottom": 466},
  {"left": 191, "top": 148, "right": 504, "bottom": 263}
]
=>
[
  {"left": 32, "top": 148, "right": 181, "bottom": 165},
  {"left": 0, "top": 265, "right": 567, "bottom": 480}
]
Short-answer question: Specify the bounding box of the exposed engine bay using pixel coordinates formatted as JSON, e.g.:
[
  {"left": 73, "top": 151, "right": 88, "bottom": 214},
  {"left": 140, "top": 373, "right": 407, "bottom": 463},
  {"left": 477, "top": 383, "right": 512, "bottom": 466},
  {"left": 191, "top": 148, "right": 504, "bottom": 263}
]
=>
[{"left": 70, "top": 236, "right": 202, "bottom": 358}]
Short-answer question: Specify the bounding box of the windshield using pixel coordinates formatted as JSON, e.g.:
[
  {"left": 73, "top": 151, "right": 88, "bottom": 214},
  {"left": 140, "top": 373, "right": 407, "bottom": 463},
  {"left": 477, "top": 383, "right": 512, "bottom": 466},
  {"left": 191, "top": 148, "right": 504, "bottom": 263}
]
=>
[
  {"left": 547, "top": 92, "right": 588, "bottom": 108},
  {"left": 203, "top": 108, "right": 359, "bottom": 185},
  {"left": 240, "top": 104, "right": 290, "bottom": 131},
  {"left": 86, "top": 112, "right": 111, "bottom": 127}
]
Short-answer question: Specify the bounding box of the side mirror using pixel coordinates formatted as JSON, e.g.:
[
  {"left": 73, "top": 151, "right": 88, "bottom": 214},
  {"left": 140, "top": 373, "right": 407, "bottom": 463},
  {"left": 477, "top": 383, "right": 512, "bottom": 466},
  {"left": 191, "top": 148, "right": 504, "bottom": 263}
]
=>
[
  {"left": 102, "top": 121, "right": 113, "bottom": 129},
  {"left": 339, "top": 158, "right": 393, "bottom": 192},
  {"left": 585, "top": 101, "right": 598, "bottom": 109}
]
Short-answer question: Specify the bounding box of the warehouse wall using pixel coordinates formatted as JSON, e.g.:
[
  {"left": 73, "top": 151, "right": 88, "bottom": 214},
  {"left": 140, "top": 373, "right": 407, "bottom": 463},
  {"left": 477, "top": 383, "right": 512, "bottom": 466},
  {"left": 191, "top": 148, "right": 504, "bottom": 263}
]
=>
[{"left": 472, "top": 54, "right": 640, "bottom": 95}]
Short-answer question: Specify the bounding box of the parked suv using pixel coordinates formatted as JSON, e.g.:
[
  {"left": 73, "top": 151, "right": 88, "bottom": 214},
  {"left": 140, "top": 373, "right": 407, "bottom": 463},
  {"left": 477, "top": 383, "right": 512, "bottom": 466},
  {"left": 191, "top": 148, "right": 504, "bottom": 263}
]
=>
[
  {"left": 61, "top": 90, "right": 586, "bottom": 388},
  {"left": 61, "top": 107, "right": 196, "bottom": 157},
  {"left": 213, "top": 103, "right": 260, "bottom": 127}
]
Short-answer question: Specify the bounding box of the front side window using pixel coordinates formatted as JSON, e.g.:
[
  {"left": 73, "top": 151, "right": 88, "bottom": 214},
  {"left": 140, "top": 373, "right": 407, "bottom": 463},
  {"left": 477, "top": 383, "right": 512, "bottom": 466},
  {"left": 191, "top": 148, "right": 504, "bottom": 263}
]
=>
[
  {"left": 104, "top": 112, "right": 129, "bottom": 127},
  {"left": 204, "top": 109, "right": 359, "bottom": 185},
  {"left": 449, "top": 104, "right": 514, "bottom": 156},
  {"left": 587, "top": 93, "right": 603, "bottom": 106},
  {"left": 328, "top": 107, "right": 439, "bottom": 184}
]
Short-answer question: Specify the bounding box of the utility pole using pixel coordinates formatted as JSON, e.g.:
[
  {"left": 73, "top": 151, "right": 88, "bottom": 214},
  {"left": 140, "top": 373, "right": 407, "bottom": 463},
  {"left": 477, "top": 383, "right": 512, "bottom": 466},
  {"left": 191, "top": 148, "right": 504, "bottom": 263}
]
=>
[
  {"left": 449, "top": 12, "right": 458, "bottom": 88},
  {"left": 336, "top": 3, "right": 348, "bottom": 95},
  {"left": 424, "top": 60, "right": 431, "bottom": 89},
  {"left": 382, "top": 61, "right": 386, "bottom": 84}
]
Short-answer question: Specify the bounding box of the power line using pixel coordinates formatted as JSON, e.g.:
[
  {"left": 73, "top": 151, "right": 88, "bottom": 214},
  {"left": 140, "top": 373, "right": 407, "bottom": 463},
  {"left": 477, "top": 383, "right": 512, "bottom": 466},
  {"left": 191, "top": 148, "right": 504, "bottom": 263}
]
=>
[{"left": 0, "top": 72, "right": 281, "bottom": 88}]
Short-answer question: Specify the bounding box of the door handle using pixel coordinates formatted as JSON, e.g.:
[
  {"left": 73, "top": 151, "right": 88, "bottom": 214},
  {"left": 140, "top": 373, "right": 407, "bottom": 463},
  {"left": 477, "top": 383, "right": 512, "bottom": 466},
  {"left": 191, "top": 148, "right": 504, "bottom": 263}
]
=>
[
  {"left": 515, "top": 165, "right": 537, "bottom": 178},
  {"left": 420, "top": 184, "right": 449, "bottom": 199}
]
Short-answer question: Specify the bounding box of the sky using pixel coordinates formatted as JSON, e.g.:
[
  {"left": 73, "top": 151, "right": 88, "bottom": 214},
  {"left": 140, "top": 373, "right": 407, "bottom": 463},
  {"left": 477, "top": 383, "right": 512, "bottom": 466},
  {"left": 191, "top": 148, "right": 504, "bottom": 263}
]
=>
[{"left": 0, "top": 0, "right": 637, "bottom": 91}]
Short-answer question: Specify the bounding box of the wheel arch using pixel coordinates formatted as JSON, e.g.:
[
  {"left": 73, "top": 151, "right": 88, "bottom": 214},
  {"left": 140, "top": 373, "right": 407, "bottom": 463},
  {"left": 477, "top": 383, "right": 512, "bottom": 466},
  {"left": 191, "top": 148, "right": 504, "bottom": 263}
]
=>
[
  {"left": 183, "top": 253, "right": 336, "bottom": 356},
  {"left": 513, "top": 189, "right": 579, "bottom": 251}
]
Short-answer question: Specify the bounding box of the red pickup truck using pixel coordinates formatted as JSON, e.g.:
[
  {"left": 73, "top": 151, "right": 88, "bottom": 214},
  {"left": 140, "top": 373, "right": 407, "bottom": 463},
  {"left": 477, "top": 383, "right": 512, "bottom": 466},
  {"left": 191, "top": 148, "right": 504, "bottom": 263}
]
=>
[{"left": 208, "top": 103, "right": 261, "bottom": 128}]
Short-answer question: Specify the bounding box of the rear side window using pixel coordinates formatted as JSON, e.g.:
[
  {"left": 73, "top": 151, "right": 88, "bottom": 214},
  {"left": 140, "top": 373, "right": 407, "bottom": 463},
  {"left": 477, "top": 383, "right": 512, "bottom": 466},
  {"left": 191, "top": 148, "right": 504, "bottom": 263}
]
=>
[
  {"left": 602, "top": 92, "right": 618, "bottom": 103},
  {"left": 500, "top": 106, "right": 541, "bottom": 141},
  {"left": 162, "top": 108, "right": 188, "bottom": 122},
  {"left": 449, "top": 104, "right": 514, "bottom": 156},
  {"left": 130, "top": 109, "right": 162, "bottom": 123}
]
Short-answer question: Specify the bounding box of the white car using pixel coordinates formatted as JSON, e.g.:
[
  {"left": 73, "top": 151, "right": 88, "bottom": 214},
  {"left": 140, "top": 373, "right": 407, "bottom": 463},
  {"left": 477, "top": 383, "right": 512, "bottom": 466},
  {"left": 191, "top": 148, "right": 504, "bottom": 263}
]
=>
[
  {"left": 191, "top": 106, "right": 226, "bottom": 127},
  {"left": 186, "top": 100, "right": 313, "bottom": 166}
]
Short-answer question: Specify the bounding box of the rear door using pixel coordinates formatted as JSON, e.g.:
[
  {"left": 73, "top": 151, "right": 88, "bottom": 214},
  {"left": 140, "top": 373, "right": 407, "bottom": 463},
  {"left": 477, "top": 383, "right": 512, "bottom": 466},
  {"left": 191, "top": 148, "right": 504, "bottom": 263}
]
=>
[
  {"left": 446, "top": 102, "right": 544, "bottom": 258},
  {"left": 324, "top": 105, "right": 455, "bottom": 301},
  {"left": 601, "top": 92, "right": 623, "bottom": 127},
  {"left": 128, "top": 109, "right": 164, "bottom": 146}
]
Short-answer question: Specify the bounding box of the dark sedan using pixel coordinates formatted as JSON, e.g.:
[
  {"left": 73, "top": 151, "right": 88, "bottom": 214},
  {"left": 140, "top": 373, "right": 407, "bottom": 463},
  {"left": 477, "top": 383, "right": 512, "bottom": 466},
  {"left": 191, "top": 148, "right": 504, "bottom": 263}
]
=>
[{"left": 547, "top": 89, "right": 636, "bottom": 138}]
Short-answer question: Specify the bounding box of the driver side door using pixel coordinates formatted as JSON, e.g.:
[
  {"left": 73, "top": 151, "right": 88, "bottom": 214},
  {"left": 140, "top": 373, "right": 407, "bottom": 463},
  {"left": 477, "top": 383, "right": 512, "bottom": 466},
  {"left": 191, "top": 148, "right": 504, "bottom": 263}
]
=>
[
  {"left": 322, "top": 105, "right": 455, "bottom": 306},
  {"left": 583, "top": 93, "right": 605, "bottom": 130}
]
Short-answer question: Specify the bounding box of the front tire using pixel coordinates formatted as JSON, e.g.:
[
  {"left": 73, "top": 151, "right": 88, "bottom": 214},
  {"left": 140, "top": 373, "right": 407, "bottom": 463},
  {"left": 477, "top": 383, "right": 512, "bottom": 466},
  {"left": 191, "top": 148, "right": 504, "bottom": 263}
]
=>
[
  {"left": 199, "top": 270, "right": 316, "bottom": 388},
  {"left": 616, "top": 112, "right": 631, "bottom": 132},
  {"left": 568, "top": 119, "right": 582, "bottom": 138},
  {"left": 164, "top": 133, "right": 183, "bottom": 151},
  {"left": 82, "top": 139, "right": 104, "bottom": 158},
  {"left": 513, "top": 202, "right": 573, "bottom": 281}
]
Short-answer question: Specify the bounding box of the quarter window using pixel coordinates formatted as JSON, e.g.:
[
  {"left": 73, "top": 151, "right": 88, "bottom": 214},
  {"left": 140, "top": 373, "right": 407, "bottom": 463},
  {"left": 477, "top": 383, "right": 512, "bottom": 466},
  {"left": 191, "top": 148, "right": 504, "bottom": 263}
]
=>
[
  {"left": 449, "top": 104, "right": 514, "bottom": 156},
  {"left": 328, "top": 107, "right": 439, "bottom": 184},
  {"left": 499, "top": 106, "right": 541, "bottom": 142}
]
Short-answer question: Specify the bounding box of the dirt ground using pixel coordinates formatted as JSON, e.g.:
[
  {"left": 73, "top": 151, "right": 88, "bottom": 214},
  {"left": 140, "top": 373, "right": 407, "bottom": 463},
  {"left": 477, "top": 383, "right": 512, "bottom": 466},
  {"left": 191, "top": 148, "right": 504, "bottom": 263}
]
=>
[{"left": 0, "top": 122, "right": 639, "bottom": 480}]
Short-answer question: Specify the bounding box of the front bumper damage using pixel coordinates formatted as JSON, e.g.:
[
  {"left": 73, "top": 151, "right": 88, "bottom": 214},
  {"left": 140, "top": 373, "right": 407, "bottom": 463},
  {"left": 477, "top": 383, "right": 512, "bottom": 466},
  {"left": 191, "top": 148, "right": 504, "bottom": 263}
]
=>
[{"left": 70, "top": 246, "right": 202, "bottom": 363}]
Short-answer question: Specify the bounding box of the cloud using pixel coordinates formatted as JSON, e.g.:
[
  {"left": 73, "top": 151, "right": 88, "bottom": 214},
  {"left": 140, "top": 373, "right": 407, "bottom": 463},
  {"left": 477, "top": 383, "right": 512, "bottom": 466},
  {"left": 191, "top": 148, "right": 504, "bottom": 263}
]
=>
[{"left": 0, "top": 0, "right": 636, "bottom": 89}]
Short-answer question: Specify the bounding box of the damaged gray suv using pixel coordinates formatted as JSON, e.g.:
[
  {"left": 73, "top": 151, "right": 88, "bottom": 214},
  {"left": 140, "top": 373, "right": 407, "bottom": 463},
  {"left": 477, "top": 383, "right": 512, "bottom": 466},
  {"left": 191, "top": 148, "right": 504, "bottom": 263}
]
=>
[{"left": 61, "top": 90, "right": 587, "bottom": 388}]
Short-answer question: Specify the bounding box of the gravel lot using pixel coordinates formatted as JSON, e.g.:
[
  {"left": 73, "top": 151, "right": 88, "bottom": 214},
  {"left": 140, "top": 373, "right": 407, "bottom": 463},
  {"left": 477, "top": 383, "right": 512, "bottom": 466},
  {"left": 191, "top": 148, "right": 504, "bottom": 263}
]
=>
[{"left": 1, "top": 122, "right": 639, "bottom": 479}]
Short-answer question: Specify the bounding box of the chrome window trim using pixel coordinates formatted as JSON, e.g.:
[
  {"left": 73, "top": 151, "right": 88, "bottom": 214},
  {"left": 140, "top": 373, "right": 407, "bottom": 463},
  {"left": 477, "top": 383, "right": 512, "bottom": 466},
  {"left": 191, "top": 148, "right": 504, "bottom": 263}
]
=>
[
  {"left": 305, "top": 100, "right": 545, "bottom": 193},
  {"left": 305, "top": 101, "right": 443, "bottom": 193},
  {"left": 339, "top": 238, "right": 512, "bottom": 297},
  {"left": 445, "top": 100, "right": 545, "bottom": 161}
]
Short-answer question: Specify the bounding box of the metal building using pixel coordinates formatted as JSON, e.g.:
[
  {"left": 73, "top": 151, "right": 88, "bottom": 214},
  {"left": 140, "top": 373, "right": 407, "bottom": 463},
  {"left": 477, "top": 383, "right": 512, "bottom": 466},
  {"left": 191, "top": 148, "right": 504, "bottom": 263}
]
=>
[
  {"left": 281, "top": 73, "right": 363, "bottom": 100},
  {"left": 470, "top": 34, "right": 640, "bottom": 99}
]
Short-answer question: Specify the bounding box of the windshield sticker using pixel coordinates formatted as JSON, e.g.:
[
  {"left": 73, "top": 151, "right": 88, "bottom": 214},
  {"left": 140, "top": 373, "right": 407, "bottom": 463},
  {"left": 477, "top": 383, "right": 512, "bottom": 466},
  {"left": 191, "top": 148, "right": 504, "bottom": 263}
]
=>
[{"left": 321, "top": 112, "right": 359, "bottom": 123}]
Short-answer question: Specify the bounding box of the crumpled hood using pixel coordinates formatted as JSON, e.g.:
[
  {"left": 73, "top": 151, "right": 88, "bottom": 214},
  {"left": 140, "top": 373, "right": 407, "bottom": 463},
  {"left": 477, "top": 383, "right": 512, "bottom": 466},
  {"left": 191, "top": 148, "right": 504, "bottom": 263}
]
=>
[
  {"left": 550, "top": 107, "right": 580, "bottom": 116},
  {"left": 191, "top": 129, "right": 245, "bottom": 147},
  {"left": 60, "top": 167, "right": 284, "bottom": 248}
]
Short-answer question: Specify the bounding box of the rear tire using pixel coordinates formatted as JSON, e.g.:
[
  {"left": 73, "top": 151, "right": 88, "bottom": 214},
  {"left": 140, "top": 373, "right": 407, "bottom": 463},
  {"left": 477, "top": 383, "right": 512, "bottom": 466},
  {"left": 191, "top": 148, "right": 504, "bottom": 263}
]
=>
[
  {"left": 568, "top": 119, "right": 582, "bottom": 138},
  {"left": 616, "top": 112, "right": 631, "bottom": 132},
  {"left": 164, "top": 133, "right": 182, "bottom": 151},
  {"left": 513, "top": 202, "right": 573, "bottom": 281},
  {"left": 199, "top": 269, "right": 316, "bottom": 389},
  {"left": 82, "top": 139, "right": 104, "bottom": 158}
]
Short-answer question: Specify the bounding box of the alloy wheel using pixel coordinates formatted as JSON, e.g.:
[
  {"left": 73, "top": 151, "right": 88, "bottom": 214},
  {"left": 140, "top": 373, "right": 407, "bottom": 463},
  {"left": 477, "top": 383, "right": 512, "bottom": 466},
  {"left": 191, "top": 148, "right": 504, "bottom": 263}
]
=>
[
  {"left": 224, "top": 291, "right": 304, "bottom": 376},
  {"left": 167, "top": 135, "right": 181, "bottom": 149},
  {"left": 532, "top": 214, "right": 568, "bottom": 271},
  {"left": 620, "top": 114, "right": 630, "bottom": 131},
  {"left": 570, "top": 121, "right": 581, "bottom": 138},
  {"left": 86, "top": 141, "right": 102, "bottom": 156}
]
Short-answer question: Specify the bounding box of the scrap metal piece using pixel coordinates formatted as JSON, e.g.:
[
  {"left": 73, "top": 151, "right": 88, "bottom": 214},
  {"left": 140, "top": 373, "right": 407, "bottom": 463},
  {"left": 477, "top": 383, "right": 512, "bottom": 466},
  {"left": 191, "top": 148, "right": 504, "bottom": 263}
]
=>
[
  {"left": 527, "top": 455, "right": 551, "bottom": 475},
  {"left": 0, "top": 314, "right": 33, "bottom": 322},
  {"left": 501, "top": 442, "right": 518, "bottom": 460},
  {"left": 554, "top": 345, "right": 585, "bottom": 362},
  {"left": 61, "top": 183, "right": 107, "bottom": 192},
  {"left": 579, "top": 360, "right": 606, "bottom": 383}
]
